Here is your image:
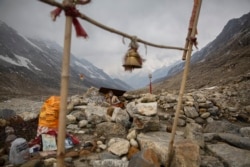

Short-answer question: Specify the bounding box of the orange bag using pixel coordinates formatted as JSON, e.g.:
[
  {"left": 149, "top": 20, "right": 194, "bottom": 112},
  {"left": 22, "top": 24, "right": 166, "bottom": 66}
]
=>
[{"left": 38, "top": 96, "right": 60, "bottom": 129}]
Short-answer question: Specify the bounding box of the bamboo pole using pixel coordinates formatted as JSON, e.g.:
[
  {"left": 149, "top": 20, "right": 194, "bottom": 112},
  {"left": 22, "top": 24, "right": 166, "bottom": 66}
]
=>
[
  {"left": 57, "top": 9, "right": 73, "bottom": 167},
  {"left": 166, "top": 0, "right": 202, "bottom": 166}
]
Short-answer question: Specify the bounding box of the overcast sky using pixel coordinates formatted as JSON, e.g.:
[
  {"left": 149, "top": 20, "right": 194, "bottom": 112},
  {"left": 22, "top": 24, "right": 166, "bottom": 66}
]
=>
[{"left": 0, "top": 0, "right": 249, "bottom": 79}]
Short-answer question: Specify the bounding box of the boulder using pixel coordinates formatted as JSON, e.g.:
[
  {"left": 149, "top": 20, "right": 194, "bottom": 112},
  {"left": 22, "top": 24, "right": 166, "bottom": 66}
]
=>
[
  {"left": 240, "top": 127, "right": 250, "bottom": 138},
  {"left": 132, "top": 114, "right": 160, "bottom": 132},
  {"left": 112, "top": 108, "right": 131, "bottom": 129},
  {"left": 126, "top": 102, "right": 137, "bottom": 117},
  {"left": 207, "top": 143, "right": 250, "bottom": 167},
  {"left": 184, "top": 123, "right": 204, "bottom": 148},
  {"left": 184, "top": 106, "right": 199, "bottom": 118},
  {"left": 135, "top": 102, "right": 157, "bottom": 116},
  {"left": 128, "top": 148, "right": 160, "bottom": 167},
  {"left": 137, "top": 131, "right": 184, "bottom": 165},
  {"left": 85, "top": 106, "right": 107, "bottom": 124},
  {"left": 96, "top": 122, "right": 127, "bottom": 139},
  {"left": 170, "top": 139, "right": 200, "bottom": 167},
  {"left": 200, "top": 155, "right": 224, "bottom": 167},
  {"left": 203, "top": 120, "right": 241, "bottom": 134},
  {"left": 92, "top": 159, "right": 129, "bottom": 167},
  {"left": 217, "top": 133, "right": 250, "bottom": 150},
  {"left": 108, "top": 138, "right": 130, "bottom": 156}
]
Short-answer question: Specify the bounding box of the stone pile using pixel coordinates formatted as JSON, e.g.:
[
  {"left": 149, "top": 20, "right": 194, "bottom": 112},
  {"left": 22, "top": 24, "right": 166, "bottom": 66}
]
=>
[{"left": 0, "top": 81, "right": 249, "bottom": 167}]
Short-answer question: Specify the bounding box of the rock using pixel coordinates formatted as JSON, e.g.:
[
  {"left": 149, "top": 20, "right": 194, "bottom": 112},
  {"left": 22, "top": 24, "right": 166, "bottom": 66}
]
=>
[
  {"left": 70, "top": 110, "right": 86, "bottom": 121},
  {"left": 177, "top": 118, "right": 186, "bottom": 127},
  {"left": 165, "top": 94, "right": 177, "bottom": 103},
  {"left": 200, "top": 112, "right": 210, "bottom": 119},
  {"left": 85, "top": 106, "right": 107, "bottom": 124},
  {"left": 67, "top": 102, "right": 75, "bottom": 114},
  {"left": 227, "top": 106, "right": 238, "bottom": 112},
  {"left": 108, "top": 138, "right": 130, "bottom": 156},
  {"left": 140, "top": 93, "right": 157, "bottom": 103},
  {"left": 236, "top": 113, "right": 249, "bottom": 122},
  {"left": 0, "top": 118, "right": 7, "bottom": 127},
  {"left": 112, "top": 108, "right": 131, "bottom": 129},
  {"left": 67, "top": 124, "right": 79, "bottom": 130},
  {"left": 96, "top": 122, "right": 127, "bottom": 139},
  {"left": 203, "top": 120, "right": 241, "bottom": 134},
  {"left": 92, "top": 159, "right": 129, "bottom": 167},
  {"left": 66, "top": 114, "right": 77, "bottom": 125},
  {"left": 65, "top": 151, "right": 79, "bottom": 158},
  {"left": 170, "top": 139, "right": 200, "bottom": 167},
  {"left": 0, "top": 109, "right": 16, "bottom": 119},
  {"left": 194, "top": 93, "right": 206, "bottom": 103},
  {"left": 194, "top": 117, "right": 205, "bottom": 124},
  {"left": 127, "top": 146, "right": 140, "bottom": 160},
  {"left": 5, "top": 126, "right": 15, "bottom": 134},
  {"left": 20, "top": 159, "right": 44, "bottom": 167},
  {"left": 217, "top": 133, "right": 250, "bottom": 150},
  {"left": 126, "top": 102, "right": 137, "bottom": 117},
  {"left": 245, "top": 105, "right": 250, "bottom": 113},
  {"left": 128, "top": 148, "right": 161, "bottom": 167},
  {"left": 184, "top": 106, "right": 199, "bottom": 118},
  {"left": 132, "top": 114, "right": 160, "bottom": 132},
  {"left": 18, "top": 111, "right": 38, "bottom": 121},
  {"left": 78, "top": 120, "right": 88, "bottom": 128},
  {"left": 207, "top": 106, "right": 219, "bottom": 116},
  {"left": 135, "top": 102, "right": 157, "bottom": 116},
  {"left": 137, "top": 131, "right": 184, "bottom": 165},
  {"left": 240, "top": 127, "right": 250, "bottom": 137},
  {"left": 99, "top": 151, "right": 120, "bottom": 160},
  {"left": 44, "top": 158, "right": 56, "bottom": 167},
  {"left": 127, "top": 129, "right": 137, "bottom": 140},
  {"left": 207, "top": 143, "right": 250, "bottom": 167},
  {"left": 200, "top": 155, "right": 224, "bottom": 167},
  {"left": 98, "top": 144, "right": 107, "bottom": 150},
  {"left": 107, "top": 107, "right": 114, "bottom": 117},
  {"left": 130, "top": 138, "right": 139, "bottom": 148},
  {"left": 184, "top": 123, "right": 204, "bottom": 148}
]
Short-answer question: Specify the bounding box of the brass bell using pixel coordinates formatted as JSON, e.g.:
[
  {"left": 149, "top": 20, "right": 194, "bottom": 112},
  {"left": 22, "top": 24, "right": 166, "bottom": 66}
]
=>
[{"left": 123, "top": 49, "right": 143, "bottom": 72}]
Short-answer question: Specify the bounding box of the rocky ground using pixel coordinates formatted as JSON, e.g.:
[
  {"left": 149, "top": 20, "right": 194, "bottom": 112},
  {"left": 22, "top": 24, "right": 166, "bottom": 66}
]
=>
[{"left": 0, "top": 79, "right": 249, "bottom": 167}]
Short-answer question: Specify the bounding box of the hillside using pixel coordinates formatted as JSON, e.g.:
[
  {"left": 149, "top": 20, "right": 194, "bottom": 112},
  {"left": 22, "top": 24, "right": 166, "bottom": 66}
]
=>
[
  {"left": 0, "top": 21, "right": 132, "bottom": 99},
  {"left": 151, "top": 12, "right": 250, "bottom": 93}
]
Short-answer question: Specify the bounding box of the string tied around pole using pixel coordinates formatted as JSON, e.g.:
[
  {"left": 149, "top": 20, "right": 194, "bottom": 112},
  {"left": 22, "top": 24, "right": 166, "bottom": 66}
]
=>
[{"left": 50, "top": 6, "right": 88, "bottom": 38}]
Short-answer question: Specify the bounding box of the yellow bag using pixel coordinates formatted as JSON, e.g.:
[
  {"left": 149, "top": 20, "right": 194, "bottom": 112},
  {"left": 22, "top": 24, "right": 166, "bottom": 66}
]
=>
[{"left": 38, "top": 96, "right": 60, "bottom": 129}]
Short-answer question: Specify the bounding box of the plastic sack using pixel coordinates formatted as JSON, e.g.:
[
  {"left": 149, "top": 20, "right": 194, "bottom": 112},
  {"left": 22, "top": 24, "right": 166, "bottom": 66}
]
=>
[
  {"left": 9, "top": 138, "right": 30, "bottom": 165},
  {"left": 38, "top": 96, "right": 60, "bottom": 129}
]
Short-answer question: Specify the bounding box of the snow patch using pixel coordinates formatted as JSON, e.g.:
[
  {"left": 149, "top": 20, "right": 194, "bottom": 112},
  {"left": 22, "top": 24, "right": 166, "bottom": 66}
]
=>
[
  {"left": 0, "top": 54, "right": 41, "bottom": 71},
  {"left": 19, "top": 34, "right": 43, "bottom": 52}
]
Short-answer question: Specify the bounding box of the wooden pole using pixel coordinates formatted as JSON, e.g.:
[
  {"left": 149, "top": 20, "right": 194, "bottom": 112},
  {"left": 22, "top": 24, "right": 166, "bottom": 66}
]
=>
[
  {"left": 166, "top": 0, "right": 202, "bottom": 166},
  {"left": 57, "top": 6, "right": 73, "bottom": 167}
]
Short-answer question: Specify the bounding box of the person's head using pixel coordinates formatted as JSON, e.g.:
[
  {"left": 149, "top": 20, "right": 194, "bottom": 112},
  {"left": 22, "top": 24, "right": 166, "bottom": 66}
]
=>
[{"left": 108, "top": 90, "right": 113, "bottom": 96}]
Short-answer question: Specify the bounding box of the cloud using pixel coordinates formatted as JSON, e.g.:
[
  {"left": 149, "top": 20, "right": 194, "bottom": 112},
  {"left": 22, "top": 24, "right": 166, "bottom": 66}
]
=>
[{"left": 0, "top": 0, "right": 249, "bottom": 80}]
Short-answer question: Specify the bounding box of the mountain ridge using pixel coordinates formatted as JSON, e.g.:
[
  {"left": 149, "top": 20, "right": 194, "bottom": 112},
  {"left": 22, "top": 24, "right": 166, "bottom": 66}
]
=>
[{"left": 0, "top": 20, "right": 132, "bottom": 98}]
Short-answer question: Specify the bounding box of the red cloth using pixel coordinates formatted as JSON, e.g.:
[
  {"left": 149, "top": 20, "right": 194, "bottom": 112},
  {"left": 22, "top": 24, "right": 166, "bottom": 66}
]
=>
[{"left": 50, "top": 7, "right": 88, "bottom": 38}]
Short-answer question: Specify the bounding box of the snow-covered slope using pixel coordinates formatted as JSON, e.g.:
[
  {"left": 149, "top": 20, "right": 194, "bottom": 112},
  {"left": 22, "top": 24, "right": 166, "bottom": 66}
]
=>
[{"left": 0, "top": 20, "right": 132, "bottom": 96}]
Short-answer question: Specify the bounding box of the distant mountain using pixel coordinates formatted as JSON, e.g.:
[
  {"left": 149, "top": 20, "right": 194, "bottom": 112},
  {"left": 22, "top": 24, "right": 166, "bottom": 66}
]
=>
[
  {"left": 0, "top": 20, "right": 132, "bottom": 97},
  {"left": 151, "top": 12, "right": 250, "bottom": 92}
]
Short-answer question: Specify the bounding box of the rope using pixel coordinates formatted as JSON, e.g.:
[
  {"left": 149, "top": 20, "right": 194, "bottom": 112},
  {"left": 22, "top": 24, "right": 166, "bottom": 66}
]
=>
[{"left": 39, "top": 0, "right": 186, "bottom": 51}]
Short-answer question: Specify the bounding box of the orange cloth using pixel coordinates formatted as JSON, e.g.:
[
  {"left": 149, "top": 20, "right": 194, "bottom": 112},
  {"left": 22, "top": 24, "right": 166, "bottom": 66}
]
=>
[{"left": 38, "top": 96, "right": 60, "bottom": 129}]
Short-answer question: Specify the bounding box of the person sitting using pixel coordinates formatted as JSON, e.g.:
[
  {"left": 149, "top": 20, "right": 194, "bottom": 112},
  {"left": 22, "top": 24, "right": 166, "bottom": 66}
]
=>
[{"left": 106, "top": 91, "right": 124, "bottom": 108}]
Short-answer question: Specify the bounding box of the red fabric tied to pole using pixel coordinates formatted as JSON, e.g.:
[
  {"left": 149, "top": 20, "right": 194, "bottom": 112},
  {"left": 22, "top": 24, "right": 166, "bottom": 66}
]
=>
[
  {"left": 50, "top": 6, "right": 88, "bottom": 38},
  {"left": 72, "top": 18, "right": 88, "bottom": 38}
]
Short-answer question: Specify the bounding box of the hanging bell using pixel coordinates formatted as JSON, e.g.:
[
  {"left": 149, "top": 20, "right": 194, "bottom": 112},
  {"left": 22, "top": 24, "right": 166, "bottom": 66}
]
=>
[{"left": 123, "top": 48, "right": 143, "bottom": 72}]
